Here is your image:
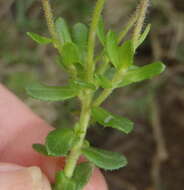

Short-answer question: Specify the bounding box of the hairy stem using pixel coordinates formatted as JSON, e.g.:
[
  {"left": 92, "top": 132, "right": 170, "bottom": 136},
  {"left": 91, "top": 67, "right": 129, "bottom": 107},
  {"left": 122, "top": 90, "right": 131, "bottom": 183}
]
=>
[
  {"left": 133, "top": 0, "right": 149, "bottom": 50},
  {"left": 41, "top": 0, "right": 58, "bottom": 42},
  {"left": 64, "top": 90, "right": 93, "bottom": 178},
  {"left": 41, "top": 0, "right": 63, "bottom": 53},
  {"left": 86, "top": 0, "right": 106, "bottom": 82}
]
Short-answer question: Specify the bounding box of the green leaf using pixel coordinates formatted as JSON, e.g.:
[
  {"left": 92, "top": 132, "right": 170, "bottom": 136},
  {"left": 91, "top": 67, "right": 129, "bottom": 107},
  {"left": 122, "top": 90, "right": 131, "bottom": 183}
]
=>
[
  {"left": 46, "top": 128, "right": 76, "bottom": 156},
  {"left": 73, "top": 162, "right": 93, "bottom": 190},
  {"left": 97, "top": 16, "right": 106, "bottom": 46},
  {"left": 55, "top": 17, "right": 72, "bottom": 45},
  {"left": 82, "top": 146, "right": 127, "bottom": 170},
  {"left": 72, "top": 23, "right": 88, "bottom": 49},
  {"left": 106, "top": 31, "right": 119, "bottom": 68},
  {"left": 32, "top": 144, "right": 49, "bottom": 156},
  {"left": 27, "top": 32, "right": 52, "bottom": 44},
  {"left": 62, "top": 43, "right": 81, "bottom": 65},
  {"left": 92, "top": 107, "right": 134, "bottom": 134},
  {"left": 118, "top": 62, "right": 166, "bottom": 87},
  {"left": 72, "top": 80, "right": 96, "bottom": 90},
  {"left": 137, "top": 24, "right": 151, "bottom": 48},
  {"left": 54, "top": 171, "right": 76, "bottom": 190},
  {"left": 118, "top": 40, "right": 134, "bottom": 69},
  {"left": 26, "top": 83, "right": 78, "bottom": 101},
  {"left": 95, "top": 74, "right": 112, "bottom": 89}
]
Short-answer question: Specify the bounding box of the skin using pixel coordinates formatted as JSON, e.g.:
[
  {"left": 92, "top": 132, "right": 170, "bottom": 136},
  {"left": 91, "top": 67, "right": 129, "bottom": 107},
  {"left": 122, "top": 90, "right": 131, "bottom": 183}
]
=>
[{"left": 0, "top": 84, "right": 108, "bottom": 190}]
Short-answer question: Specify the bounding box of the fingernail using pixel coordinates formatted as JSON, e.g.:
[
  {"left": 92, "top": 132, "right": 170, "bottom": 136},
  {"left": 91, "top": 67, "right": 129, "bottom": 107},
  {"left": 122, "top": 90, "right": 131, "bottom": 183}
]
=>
[{"left": 27, "top": 166, "right": 43, "bottom": 190}]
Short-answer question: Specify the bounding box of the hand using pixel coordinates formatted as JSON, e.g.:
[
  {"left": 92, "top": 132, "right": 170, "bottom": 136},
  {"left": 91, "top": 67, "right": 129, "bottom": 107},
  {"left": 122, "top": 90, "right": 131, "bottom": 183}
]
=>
[{"left": 0, "top": 84, "right": 108, "bottom": 190}]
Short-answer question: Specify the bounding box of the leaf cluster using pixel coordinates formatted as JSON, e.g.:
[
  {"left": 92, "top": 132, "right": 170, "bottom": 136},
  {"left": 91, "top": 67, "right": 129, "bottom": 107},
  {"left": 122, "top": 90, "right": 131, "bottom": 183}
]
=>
[{"left": 26, "top": 4, "right": 166, "bottom": 189}]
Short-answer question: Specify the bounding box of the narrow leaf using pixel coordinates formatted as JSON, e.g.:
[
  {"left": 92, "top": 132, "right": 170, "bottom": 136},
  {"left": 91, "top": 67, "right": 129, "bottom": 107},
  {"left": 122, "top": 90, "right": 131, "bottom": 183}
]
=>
[
  {"left": 46, "top": 128, "right": 76, "bottom": 156},
  {"left": 32, "top": 144, "right": 49, "bottom": 156},
  {"left": 62, "top": 42, "right": 81, "bottom": 65},
  {"left": 26, "top": 83, "right": 78, "bottom": 101},
  {"left": 92, "top": 107, "right": 134, "bottom": 134},
  {"left": 137, "top": 24, "right": 151, "bottom": 48},
  {"left": 73, "top": 162, "right": 93, "bottom": 190},
  {"left": 95, "top": 74, "right": 112, "bottom": 89},
  {"left": 27, "top": 32, "right": 52, "bottom": 44},
  {"left": 72, "top": 23, "right": 88, "bottom": 49},
  {"left": 118, "top": 62, "right": 166, "bottom": 87},
  {"left": 55, "top": 17, "right": 72, "bottom": 45},
  {"left": 97, "top": 16, "right": 106, "bottom": 46},
  {"left": 54, "top": 171, "right": 76, "bottom": 190},
  {"left": 82, "top": 146, "right": 127, "bottom": 170},
  {"left": 106, "top": 31, "right": 119, "bottom": 68},
  {"left": 118, "top": 40, "right": 134, "bottom": 69},
  {"left": 72, "top": 80, "right": 96, "bottom": 90}
]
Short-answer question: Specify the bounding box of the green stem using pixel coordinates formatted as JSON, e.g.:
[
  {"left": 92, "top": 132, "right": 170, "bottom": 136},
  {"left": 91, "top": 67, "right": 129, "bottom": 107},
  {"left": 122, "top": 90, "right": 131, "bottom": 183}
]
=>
[
  {"left": 94, "top": 0, "right": 150, "bottom": 107},
  {"left": 93, "top": 69, "right": 125, "bottom": 107},
  {"left": 118, "top": 10, "right": 139, "bottom": 43},
  {"left": 86, "top": 0, "right": 106, "bottom": 81},
  {"left": 64, "top": 90, "right": 93, "bottom": 178}
]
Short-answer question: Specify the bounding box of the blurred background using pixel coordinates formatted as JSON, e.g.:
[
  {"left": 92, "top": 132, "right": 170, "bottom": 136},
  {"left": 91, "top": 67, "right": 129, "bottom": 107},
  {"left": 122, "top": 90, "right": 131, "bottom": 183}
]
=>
[{"left": 0, "top": 0, "right": 184, "bottom": 189}]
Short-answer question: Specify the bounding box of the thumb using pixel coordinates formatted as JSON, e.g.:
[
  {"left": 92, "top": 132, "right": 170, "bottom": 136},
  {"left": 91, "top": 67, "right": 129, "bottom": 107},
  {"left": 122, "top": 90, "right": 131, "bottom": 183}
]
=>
[{"left": 0, "top": 163, "right": 51, "bottom": 190}]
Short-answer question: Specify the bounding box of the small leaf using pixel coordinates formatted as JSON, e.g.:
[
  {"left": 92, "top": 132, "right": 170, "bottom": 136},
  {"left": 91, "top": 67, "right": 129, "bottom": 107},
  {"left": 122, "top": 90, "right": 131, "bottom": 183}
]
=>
[
  {"left": 72, "top": 80, "right": 96, "bottom": 90},
  {"left": 106, "top": 31, "right": 119, "bottom": 68},
  {"left": 62, "top": 43, "right": 81, "bottom": 65},
  {"left": 137, "top": 24, "right": 151, "bottom": 48},
  {"left": 27, "top": 32, "right": 52, "bottom": 44},
  {"left": 46, "top": 128, "right": 76, "bottom": 156},
  {"left": 26, "top": 83, "right": 78, "bottom": 101},
  {"left": 95, "top": 74, "right": 112, "bottom": 89},
  {"left": 92, "top": 107, "right": 134, "bottom": 134},
  {"left": 118, "top": 62, "right": 166, "bottom": 87},
  {"left": 97, "top": 16, "right": 106, "bottom": 46},
  {"left": 72, "top": 23, "right": 88, "bottom": 49},
  {"left": 55, "top": 55, "right": 67, "bottom": 70},
  {"left": 54, "top": 171, "right": 76, "bottom": 190},
  {"left": 55, "top": 17, "right": 72, "bottom": 45},
  {"left": 73, "top": 162, "right": 93, "bottom": 190},
  {"left": 82, "top": 146, "right": 127, "bottom": 170},
  {"left": 32, "top": 144, "right": 49, "bottom": 156},
  {"left": 118, "top": 40, "right": 134, "bottom": 69}
]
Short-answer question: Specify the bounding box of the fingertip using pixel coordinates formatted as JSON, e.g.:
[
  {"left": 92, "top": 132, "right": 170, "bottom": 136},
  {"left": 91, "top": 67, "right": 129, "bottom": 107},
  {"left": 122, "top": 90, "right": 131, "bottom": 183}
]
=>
[
  {"left": 0, "top": 163, "right": 52, "bottom": 190},
  {"left": 84, "top": 168, "right": 108, "bottom": 190}
]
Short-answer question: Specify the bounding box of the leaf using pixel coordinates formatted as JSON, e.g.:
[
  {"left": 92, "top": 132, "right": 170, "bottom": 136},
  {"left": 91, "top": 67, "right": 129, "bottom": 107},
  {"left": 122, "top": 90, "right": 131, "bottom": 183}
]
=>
[
  {"left": 137, "top": 24, "right": 151, "bottom": 48},
  {"left": 106, "top": 31, "right": 119, "bottom": 68},
  {"left": 118, "top": 40, "right": 134, "bottom": 69},
  {"left": 54, "top": 171, "right": 76, "bottom": 190},
  {"left": 118, "top": 62, "right": 166, "bottom": 87},
  {"left": 73, "top": 162, "right": 93, "bottom": 190},
  {"left": 97, "top": 16, "right": 106, "bottom": 46},
  {"left": 32, "top": 144, "right": 49, "bottom": 156},
  {"left": 55, "top": 17, "right": 72, "bottom": 45},
  {"left": 46, "top": 128, "right": 76, "bottom": 156},
  {"left": 62, "top": 43, "right": 81, "bottom": 65},
  {"left": 92, "top": 107, "right": 134, "bottom": 134},
  {"left": 27, "top": 32, "right": 52, "bottom": 44},
  {"left": 72, "top": 23, "right": 88, "bottom": 49},
  {"left": 82, "top": 146, "right": 127, "bottom": 170},
  {"left": 55, "top": 55, "right": 67, "bottom": 70},
  {"left": 26, "top": 83, "right": 78, "bottom": 101},
  {"left": 95, "top": 74, "right": 112, "bottom": 89},
  {"left": 72, "top": 80, "right": 96, "bottom": 90}
]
